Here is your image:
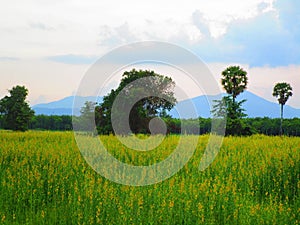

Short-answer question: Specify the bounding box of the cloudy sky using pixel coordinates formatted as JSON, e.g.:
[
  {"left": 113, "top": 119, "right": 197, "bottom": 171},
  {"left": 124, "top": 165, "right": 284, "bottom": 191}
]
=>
[{"left": 0, "top": 0, "right": 299, "bottom": 108}]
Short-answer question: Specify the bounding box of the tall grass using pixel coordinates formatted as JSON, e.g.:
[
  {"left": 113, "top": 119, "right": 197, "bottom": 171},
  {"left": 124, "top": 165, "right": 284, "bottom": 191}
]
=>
[{"left": 0, "top": 131, "right": 299, "bottom": 224}]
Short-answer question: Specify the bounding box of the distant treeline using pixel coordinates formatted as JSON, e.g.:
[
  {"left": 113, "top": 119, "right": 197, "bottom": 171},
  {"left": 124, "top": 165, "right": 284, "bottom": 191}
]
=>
[
  {"left": 164, "top": 117, "right": 300, "bottom": 136},
  {"left": 2, "top": 115, "right": 299, "bottom": 136},
  {"left": 29, "top": 115, "right": 72, "bottom": 131}
]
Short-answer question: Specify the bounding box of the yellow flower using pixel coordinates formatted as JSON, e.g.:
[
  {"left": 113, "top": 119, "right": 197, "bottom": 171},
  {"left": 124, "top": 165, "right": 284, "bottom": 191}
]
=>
[{"left": 169, "top": 201, "right": 174, "bottom": 208}]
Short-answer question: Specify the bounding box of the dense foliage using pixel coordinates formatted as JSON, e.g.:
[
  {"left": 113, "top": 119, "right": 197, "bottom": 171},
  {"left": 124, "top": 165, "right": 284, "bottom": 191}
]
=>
[
  {"left": 0, "top": 86, "right": 34, "bottom": 131},
  {"left": 166, "top": 117, "right": 300, "bottom": 136},
  {"left": 95, "top": 69, "right": 176, "bottom": 135},
  {"left": 2, "top": 115, "right": 299, "bottom": 136},
  {"left": 29, "top": 115, "right": 72, "bottom": 131}
]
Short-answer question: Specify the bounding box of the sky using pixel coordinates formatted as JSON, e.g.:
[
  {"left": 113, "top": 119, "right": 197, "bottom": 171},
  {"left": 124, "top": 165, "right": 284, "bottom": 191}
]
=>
[{"left": 0, "top": 0, "right": 299, "bottom": 108}]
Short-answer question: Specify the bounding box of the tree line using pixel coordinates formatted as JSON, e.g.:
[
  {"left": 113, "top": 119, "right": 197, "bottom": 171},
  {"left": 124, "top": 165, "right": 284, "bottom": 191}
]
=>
[
  {"left": 0, "top": 67, "right": 296, "bottom": 136},
  {"left": 1, "top": 114, "right": 300, "bottom": 136}
]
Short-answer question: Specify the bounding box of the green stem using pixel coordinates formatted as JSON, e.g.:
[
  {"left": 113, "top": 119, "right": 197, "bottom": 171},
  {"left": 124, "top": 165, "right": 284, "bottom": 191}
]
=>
[{"left": 280, "top": 104, "right": 283, "bottom": 135}]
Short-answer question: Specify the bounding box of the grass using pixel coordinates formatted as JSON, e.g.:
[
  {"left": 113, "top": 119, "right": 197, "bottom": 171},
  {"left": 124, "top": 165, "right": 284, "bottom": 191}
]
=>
[{"left": 0, "top": 131, "right": 299, "bottom": 224}]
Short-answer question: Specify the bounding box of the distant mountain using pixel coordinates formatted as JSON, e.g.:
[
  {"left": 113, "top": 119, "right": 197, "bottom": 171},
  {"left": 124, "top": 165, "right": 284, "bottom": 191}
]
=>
[
  {"left": 170, "top": 91, "right": 300, "bottom": 118},
  {"left": 236, "top": 91, "right": 300, "bottom": 118},
  {"left": 169, "top": 94, "right": 217, "bottom": 118},
  {"left": 32, "top": 96, "right": 103, "bottom": 116},
  {"left": 32, "top": 91, "right": 300, "bottom": 118}
]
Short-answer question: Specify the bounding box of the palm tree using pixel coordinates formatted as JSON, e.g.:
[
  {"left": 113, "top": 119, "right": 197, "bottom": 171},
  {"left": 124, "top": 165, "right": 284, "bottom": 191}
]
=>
[
  {"left": 218, "top": 66, "right": 248, "bottom": 136},
  {"left": 272, "top": 82, "right": 293, "bottom": 135},
  {"left": 221, "top": 66, "right": 248, "bottom": 103}
]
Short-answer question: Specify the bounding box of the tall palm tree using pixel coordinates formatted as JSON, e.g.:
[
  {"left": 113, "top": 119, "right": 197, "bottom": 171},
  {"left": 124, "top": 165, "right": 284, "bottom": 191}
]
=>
[
  {"left": 272, "top": 82, "right": 293, "bottom": 135},
  {"left": 221, "top": 66, "right": 248, "bottom": 103},
  {"left": 218, "top": 66, "right": 248, "bottom": 136}
]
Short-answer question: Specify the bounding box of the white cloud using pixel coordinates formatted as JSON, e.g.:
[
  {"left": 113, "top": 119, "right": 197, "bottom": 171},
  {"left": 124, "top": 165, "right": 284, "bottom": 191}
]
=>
[
  {"left": 98, "top": 20, "right": 203, "bottom": 47},
  {"left": 0, "top": 0, "right": 275, "bottom": 58},
  {"left": 1, "top": 0, "right": 299, "bottom": 111},
  {"left": 248, "top": 65, "right": 300, "bottom": 108}
]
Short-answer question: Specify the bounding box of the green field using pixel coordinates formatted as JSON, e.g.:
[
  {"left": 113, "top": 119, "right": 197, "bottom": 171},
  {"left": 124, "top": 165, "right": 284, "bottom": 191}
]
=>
[{"left": 0, "top": 131, "right": 299, "bottom": 224}]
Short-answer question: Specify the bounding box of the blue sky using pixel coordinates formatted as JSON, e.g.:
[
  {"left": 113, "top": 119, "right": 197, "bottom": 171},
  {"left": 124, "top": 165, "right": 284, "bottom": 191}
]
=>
[
  {"left": 0, "top": 0, "right": 299, "bottom": 108},
  {"left": 200, "top": 0, "right": 300, "bottom": 67}
]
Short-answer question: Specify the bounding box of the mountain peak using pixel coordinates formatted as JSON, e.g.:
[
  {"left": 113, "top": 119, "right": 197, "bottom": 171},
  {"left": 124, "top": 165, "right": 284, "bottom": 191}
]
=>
[{"left": 32, "top": 91, "right": 300, "bottom": 118}]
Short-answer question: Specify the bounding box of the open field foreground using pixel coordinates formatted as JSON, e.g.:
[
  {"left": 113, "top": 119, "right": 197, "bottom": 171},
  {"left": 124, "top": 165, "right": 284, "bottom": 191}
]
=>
[{"left": 0, "top": 131, "right": 299, "bottom": 224}]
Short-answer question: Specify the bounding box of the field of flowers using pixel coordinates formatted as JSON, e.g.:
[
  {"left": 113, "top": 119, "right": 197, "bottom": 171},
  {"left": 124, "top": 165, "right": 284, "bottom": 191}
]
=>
[{"left": 0, "top": 131, "right": 299, "bottom": 224}]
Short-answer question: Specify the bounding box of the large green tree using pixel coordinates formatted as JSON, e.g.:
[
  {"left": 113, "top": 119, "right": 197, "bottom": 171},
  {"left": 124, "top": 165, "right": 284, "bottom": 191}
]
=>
[
  {"left": 272, "top": 82, "right": 293, "bottom": 135},
  {"left": 214, "top": 66, "right": 250, "bottom": 135},
  {"left": 0, "top": 85, "right": 34, "bottom": 131},
  {"left": 96, "top": 69, "right": 176, "bottom": 135}
]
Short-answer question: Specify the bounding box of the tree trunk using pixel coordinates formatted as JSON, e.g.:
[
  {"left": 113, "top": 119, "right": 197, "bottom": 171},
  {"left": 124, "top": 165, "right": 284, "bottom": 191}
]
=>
[{"left": 280, "top": 104, "right": 283, "bottom": 135}]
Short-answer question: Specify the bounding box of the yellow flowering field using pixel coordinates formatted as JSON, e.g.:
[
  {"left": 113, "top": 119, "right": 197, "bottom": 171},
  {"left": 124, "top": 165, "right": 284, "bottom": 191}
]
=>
[{"left": 0, "top": 131, "right": 299, "bottom": 224}]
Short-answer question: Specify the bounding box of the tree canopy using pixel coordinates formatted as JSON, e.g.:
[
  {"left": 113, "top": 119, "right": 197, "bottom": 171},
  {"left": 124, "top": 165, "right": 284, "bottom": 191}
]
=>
[
  {"left": 221, "top": 66, "right": 248, "bottom": 102},
  {"left": 95, "top": 69, "right": 176, "bottom": 135},
  {"left": 273, "top": 82, "right": 293, "bottom": 106},
  {"left": 0, "top": 85, "right": 34, "bottom": 131}
]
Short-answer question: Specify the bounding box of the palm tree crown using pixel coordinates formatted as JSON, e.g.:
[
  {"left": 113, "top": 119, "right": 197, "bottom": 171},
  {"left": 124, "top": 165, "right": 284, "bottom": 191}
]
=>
[
  {"left": 272, "top": 82, "right": 293, "bottom": 106},
  {"left": 221, "top": 66, "right": 248, "bottom": 101}
]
